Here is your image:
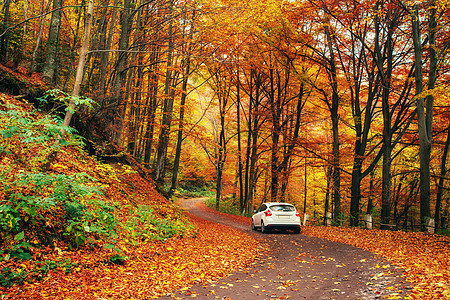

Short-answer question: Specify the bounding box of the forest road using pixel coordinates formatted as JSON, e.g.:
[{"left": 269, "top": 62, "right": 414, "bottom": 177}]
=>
[{"left": 158, "top": 198, "right": 410, "bottom": 300}]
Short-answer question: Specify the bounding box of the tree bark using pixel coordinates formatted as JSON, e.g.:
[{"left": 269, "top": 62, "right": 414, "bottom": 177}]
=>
[
  {"left": 243, "top": 70, "right": 262, "bottom": 213},
  {"left": 112, "top": 0, "right": 133, "bottom": 143},
  {"left": 42, "top": 0, "right": 63, "bottom": 83},
  {"left": 100, "top": 0, "right": 118, "bottom": 96},
  {"left": 169, "top": 8, "right": 196, "bottom": 197},
  {"left": 31, "top": 0, "right": 52, "bottom": 73},
  {"left": 412, "top": 2, "right": 435, "bottom": 230},
  {"left": 62, "top": 0, "right": 94, "bottom": 129},
  {"left": 236, "top": 76, "right": 244, "bottom": 214},
  {"left": 143, "top": 67, "right": 159, "bottom": 168},
  {"left": 269, "top": 68, "right": 281, "bottom": 202},
  {"left": 155, "top": 0, "right": 175, "bottom": 186},
  {"left": 435, "top": 126, "right": 450, "bottom": 229},
  {"left": 324, "top": 24, "right": 341, "bottom": 221},
  {"left": 0, "top": 0, "right": 11, "bottom": 63},
  {"left": 323, "top": 166, "right": 332, "bottom": 225}
]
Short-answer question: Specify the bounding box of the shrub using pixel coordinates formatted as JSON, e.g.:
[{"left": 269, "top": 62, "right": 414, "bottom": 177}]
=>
[
  {"left": 126, "top": 205, "right": 196, "bottom": 242},
  {"left": 0, "top": 102, "right": 118, "bottom": 251}
]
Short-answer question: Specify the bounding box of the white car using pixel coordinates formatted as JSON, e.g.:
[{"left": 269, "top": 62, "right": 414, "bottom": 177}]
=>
[{"left": 251, "top": 202, "right": 301, "bottom": 234}]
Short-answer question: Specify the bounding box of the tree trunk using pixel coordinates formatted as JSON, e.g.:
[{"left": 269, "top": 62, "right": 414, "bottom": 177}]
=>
[
  {"left": 100, "top": 0, "right": 118, "bottom": 96},
  {"left": 350, "top": 166, "right": 362, "bottom": 226},
  {"left": 367, "top": 170, "right": 375, "bottom": 215},
  {"left": 278, "top": 83, "right": 305, "bottom": 202},
  {"left": 325, "top": 25, "right": 341, "bottom": 221},
  {"left": 62, "top": 0, "right": 94, "bottom": 130},
  {"left": 269, "top": 68, "right": 281, "bottom": 202},
  {"left": 244, "top": 70, "right": 256, "bottom": 212},
  {"left": 412, "top": 3, "right": 434, "bottom": 230},
  {"left": 346, "top": 20, "right": 380, "bottom": 226},
  {"left": 112, "top": 0, "right": 133, "bottom": 143},
  {"left": 323, "top": 166, "right": 332, "bottom": 225},
  {"left": 42, "top": 0, "right": 63, "bottom": 83},
  {"left": 125, "top": 1, "right": 144, "bottom": 154},
  {"left": 169, "top": 8, "right": 195, "bottom": 197},
  {"left": 31, "top": 0, "right": 52, "bottom": 72},
  {"left": 381, "top": 144, "right": 393, "bottom": 227},
  {"left": 84, "top": 0, "right": 110, "bottom": 96},
  {"left": 376, "top": 1, "right": 396, "bottom": 228},
  {"left": 143, "top": 69, "right": 158, "bottom": 168},
  {"left": 61, "top": 0, "right": 84, "bottom": 90},
  {"left": 436, "top": 126, "right": 450, "bottom": 228},
  {"left": 0, "top": 0, "right": 11, "bottom": 63},
  {"left": 155, "top": 0, "right": 175, "bottom": 186},
  {"left": 15, "top": 0, "right": 30, "bottom": 67},
  {"left": 215, "top": 124, "right": 225, "bottom": 211},
  {"left": 236, "top": 78, "right": 244, "bottom": 214}
]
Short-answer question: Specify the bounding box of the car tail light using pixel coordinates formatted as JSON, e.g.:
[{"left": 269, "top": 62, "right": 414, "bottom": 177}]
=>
[
  {"left": 264, "top": 210, "right": 272, "bottom": 217},
  {"left": 295, "top": 212, "right": 301, "bottom": 217}
]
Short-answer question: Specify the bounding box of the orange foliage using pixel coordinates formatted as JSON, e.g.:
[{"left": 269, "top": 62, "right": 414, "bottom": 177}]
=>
[{"left": 0, "top": 64, "right": 48, "bottom": 91}]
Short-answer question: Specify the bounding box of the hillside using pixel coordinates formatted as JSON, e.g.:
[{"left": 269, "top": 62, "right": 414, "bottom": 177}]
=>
[
  {"left": 0, "top": 70, "right": 260, "bottom": 298},
  {"left": 1, "top": 65, "right": 449, "bottom": 300}
]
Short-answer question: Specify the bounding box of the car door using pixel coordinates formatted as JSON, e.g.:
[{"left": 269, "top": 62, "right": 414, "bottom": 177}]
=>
[{"left": 253, "top": 204, "right": 266, "bottom": 226}]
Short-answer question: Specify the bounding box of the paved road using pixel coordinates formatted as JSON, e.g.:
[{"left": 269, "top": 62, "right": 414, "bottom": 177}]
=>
[{"left": 159, "top": 198, "right": 410, "bottom": 300}]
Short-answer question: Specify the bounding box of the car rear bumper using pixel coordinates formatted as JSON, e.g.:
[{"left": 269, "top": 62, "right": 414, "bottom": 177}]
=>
[{"left": 265, "top": 224, "right": 301, "bottom": 230}]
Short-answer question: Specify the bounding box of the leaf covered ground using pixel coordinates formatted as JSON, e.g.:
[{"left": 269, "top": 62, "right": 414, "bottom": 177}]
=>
[
  {"left": 2, "top": 212, "right": 261, "bottom": 299},
  {"left": 0, "top": 93, "right": 262, "bottom": 299},
  {"left": 184, "top": 201, "right": 450, "bottom": 299},
  {"left": 301, "top": 226, "right": 450, "bottom": 299}
]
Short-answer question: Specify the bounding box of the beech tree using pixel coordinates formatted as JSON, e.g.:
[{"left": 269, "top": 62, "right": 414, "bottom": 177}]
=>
[
  {"left": 169, "top": 6, "right": 197, "bottom": 197},
  {"left": 42, "top": 0, "right": 63, "bottom": 83},
  {"left": 62, "top": 0, "right": 94, "bottom": 130},
  {"left": 398, "top": 0, "right": 449, "bottom": 230},
  {"left": 0, "top": 0, "right": 10, "bottom": 63},
  {"left": 298, "top": 4, "right": 343, "bottom": 221}
]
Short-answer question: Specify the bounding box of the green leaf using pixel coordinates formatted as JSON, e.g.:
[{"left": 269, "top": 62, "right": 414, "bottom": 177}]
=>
[
  {"left": 14, "top": 231, "right": 25, "bottom": 241},
  {"left": 16, "top": 252, "right": 32, "bottom": 260},
  {"left": 104, "top": 243, "right": 121, "bottom": 253}
]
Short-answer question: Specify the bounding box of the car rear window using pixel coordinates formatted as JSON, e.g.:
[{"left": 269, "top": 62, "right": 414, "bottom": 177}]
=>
[{"left": 269, "top": 205, "right": 295, "bottom": 212}]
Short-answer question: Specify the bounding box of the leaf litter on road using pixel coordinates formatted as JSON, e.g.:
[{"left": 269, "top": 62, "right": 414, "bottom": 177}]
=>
[{"left": 302, "top": 226, "right": 450, "bottom": 299}]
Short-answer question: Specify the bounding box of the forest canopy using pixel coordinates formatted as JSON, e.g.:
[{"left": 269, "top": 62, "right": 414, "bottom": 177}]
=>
[{"left": 1, "top": 0, "right": 450, "bottom": 231}]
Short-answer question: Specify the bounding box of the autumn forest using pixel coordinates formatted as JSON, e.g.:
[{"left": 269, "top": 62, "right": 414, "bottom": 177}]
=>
[{"left": 1, "top": 0, "right": 450, "bottom": 233}]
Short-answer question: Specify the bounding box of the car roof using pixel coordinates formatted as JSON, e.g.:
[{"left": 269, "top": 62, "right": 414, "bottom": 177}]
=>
[{"left": 264, "top": 202, "right": 295, "bottom": 206}]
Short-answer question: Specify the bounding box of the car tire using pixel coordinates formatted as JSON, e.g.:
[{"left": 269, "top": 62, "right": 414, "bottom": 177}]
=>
[
  {"left": 261, "top": 221, "right": 269, "bottom": 234},
  {"left": 251, "top": 219, "right": 256, "bottom": 231},
  {"left": 293, "top": 227, "right": 301, "bottom": 234}
]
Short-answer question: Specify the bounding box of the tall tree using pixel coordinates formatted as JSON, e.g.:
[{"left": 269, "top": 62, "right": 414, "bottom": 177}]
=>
[
  {"left": 42, "top": 0, "right": 63, "bottom": 83},
  {"left": 62, "top": 0, "right": 94, "bottom": 129},
  {"left": 411, "top": 0, "right": 437, "bottom": 230},
  {"left": 31, "top": 0, "right": 52, "bottom": 72},
  {"left": 0, "top": 0, "right": 11, "bottom": 63},
  {"left": 170, "top": 6, "right": 196, "bottom": 197},
  {"left": 111, "top": 0, "right": 134, "bottom": 142},
  {"left": 155, "top": 0, "right": 176, "bottom": 186},
  {"left": 436, "top": 126, "right": 450, "bottom": 228},
  {"left": 324, "top": 22, "right": 342, "bottom": 221}
]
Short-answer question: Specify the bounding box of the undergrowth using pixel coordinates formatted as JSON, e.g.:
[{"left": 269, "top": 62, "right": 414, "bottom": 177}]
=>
[
  {"left": 205, "top": 196, "right": 251, "bottom": 217},
  {"left": 174, "top": 185, "right": 215, "bottom": 198},
  {"left": 0, "top": 94, "right": 196, "bottom": 287}
]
